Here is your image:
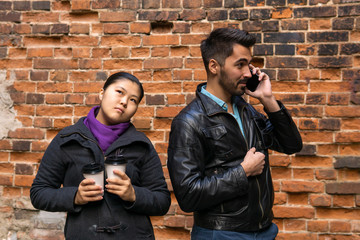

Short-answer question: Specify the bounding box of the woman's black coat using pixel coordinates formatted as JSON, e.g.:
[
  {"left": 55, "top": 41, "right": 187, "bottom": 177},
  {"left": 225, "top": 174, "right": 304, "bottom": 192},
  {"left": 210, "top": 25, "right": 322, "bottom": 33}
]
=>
[{"left": 30, "top": 118, "right": 171, "bottom": 240}]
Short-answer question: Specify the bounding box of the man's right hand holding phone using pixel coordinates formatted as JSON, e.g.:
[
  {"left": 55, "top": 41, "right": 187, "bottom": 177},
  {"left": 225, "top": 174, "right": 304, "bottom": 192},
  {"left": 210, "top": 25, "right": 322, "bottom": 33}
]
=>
[{"left": 246, "top": 64, "right": 280, "bottom": 113}]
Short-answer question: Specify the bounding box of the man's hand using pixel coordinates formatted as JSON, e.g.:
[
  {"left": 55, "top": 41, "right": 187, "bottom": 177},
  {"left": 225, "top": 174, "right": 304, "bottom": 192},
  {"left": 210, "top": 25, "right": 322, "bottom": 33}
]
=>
[
  {"left": 74, "top": 179, "right": 103, "bottom": 205},
  {"left": 106, "top": 170, "right": 136, "bottom": 202},
  {"left": 241, "top": 147, "right": 265, "bottom": 177},
  {"left": 246, "top": 65, "right": 280, "bottom": 112}
]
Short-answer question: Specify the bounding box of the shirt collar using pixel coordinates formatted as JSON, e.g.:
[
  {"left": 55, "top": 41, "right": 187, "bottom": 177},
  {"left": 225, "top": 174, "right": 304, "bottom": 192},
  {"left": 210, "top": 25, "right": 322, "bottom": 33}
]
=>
[{"left": 201, "top": 84, "right": 229, "bottom": 111}]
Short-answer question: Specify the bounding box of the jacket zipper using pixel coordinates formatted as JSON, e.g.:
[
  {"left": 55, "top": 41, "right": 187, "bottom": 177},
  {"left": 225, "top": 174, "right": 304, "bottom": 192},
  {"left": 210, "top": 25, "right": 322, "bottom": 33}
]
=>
[
  {"left": 256, "top": 177, "right": 264, "bottom": 229},
  {"left": 242, "top": 107, "right": 265, "bottom": 228}
]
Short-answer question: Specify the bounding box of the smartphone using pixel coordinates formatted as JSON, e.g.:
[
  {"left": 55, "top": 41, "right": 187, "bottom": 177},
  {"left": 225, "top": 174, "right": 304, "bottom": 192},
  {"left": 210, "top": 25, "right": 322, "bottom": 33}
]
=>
[{"left": 246, "top": 72, "right": 260, "bottom": 92}]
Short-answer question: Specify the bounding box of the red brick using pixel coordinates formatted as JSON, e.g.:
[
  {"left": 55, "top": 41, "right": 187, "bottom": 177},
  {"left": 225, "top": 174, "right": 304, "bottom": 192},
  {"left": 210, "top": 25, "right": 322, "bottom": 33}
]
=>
[
  {"left": 62, "top": 12, "right": 99, "bottom": 22},
  {"left": 143, "top": 130, "right": 165, "bottom": 142},
  {"left": 307, "top": 220, "right": 329, "bottom": 232},
  {"left": 273, "top": 206, "right": 315, "bottom": 218},
  {"left": 0, "top": 163, "right": 14, "bottom": 174},
  {"left": 14, "top": 175, "right": 34, "bottom": 187},
  {"left": 181, "top": 34, "right": 206, "bottom": 45},
  {"left": 151, "top": 47, "right": 170, "bottom": 57},
  {"left": 8, "top": 128, "right": 44, "bottom": 140},
  {"left": 61, "top": 36, "right": 99, "bottom": 47},
  {"left": 70, "top": 23, "right": 90, "bottom": 34},
  {"left": 272, "top": 7, "right": 293, "bottom": 19},
  {"left": 271, "top": 168, "right": 291, "bottom": 179},
  {"left": 143, "top": 83, "right": 182, "bottom": 93},
  {"left": 282, "top": 180, "right": 324, "bottom": 193},
  {"left": 144, "top": 58, "right": 183, "bottom": 69},
  {"left": 315, "top": 169, "right": 337, "bottom": 180},
  {"left": 27, "top": 48, "right": 53, "bottom": 58},
  {"left": 37, "top": 82, "right": 72, "bottom": 93},
  {"left": 22, "top": 12, "right": 59, "bottom": 22},
  {"left": 300, "top": 131, "right": 334, "bottom": 143},
  {"left": 156, "top": 107, "right": 184, "bottom": 118},
  {"left": 293, "top": 169, "right": 315, "bottom": 180},
  {"left": 316, "top": 208, "right": 360, "bottom": 220},
  {"left": 103, "top": 23, "right": 129, "bottom": 34},
  {"left": 101, "top": 36, "right": 141, "bottom": 46},
  {"left": 99, "top": 11, "right": 136, "bottom": 22},
  {"left": 333, "top": 195, "right": 355, "bottom": 207},
  {"left": 164, "top": 215, "right": 186, "bottom": 228},
  {"left": 36, "top": 106, "right": 73, "bottom": 117},
  {"left": 185, "top": 58, "right": 203, "bottom": 69},
  {"left": 336, "top": 132, "right": 360, "bottom": 143},
  {"left": 269, "top": 155, "right": 291, "bottom": 167},
  {"left": 284, "top": 219, "right": 306, "bottom": 231},
  {"left": 2, "top": 187, "right": 22, "bottom": 198},
  {"left": 292, "top": 156, "right": 333, "bottom": 167},
  {"left": 130, "top": 22, "right": 151, "bottom": 34},
  {"left": 153, "top": 71, "right": 172, "bottom": 81},
  {"left": 132, "top": 118, "right": 151, "bottom": 129},
  {"left": 167, "top": 94, "right": 186, "bottom": 105},
  {"left": 153, "top": 227, "right": 190, "bottom": 240},
  {"left": 103, "top": 59, "right": 142, "bottom": 70},
  {"left": 180, "top": 9, "right": 206, "bottom": 21},
  {"left": 330, "top": 221, "right": 352, "bottom": 232},
  {"left": 0, "top": 174, "right": 13, "bottom": 185},
  {"left": 0, "top": 59, "right": 32, "bottom": 69},
  {"left": 310, "top": 82, "right": 351, "bottom": 93},
  {"left": 143, "top": 35, "right": 179, "bottom": 46},
  {"left": 309, "top": 194, "right": 331, "bottom": 207},
  {"left": 274, "top": 192, "right": 287, "bottom": 205},
  {"left": 71, "top": 0, "right": 91, "bottom": 11}
]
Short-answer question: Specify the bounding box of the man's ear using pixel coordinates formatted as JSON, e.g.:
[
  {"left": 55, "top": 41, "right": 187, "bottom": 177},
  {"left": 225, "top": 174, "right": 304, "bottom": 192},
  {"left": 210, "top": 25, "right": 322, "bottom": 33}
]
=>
[
  {"left": 99, "top": 88, "right": 104, "bottom": 101},
  {"left": 208, "top": 59, "right": 219, "bottom": 75}
]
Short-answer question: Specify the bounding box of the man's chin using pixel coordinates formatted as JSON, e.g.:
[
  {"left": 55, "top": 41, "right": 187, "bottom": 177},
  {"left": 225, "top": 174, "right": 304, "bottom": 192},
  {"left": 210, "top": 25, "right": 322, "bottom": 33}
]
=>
[{"left": 233, "top": 88, "right": 245, "bottom": 96}]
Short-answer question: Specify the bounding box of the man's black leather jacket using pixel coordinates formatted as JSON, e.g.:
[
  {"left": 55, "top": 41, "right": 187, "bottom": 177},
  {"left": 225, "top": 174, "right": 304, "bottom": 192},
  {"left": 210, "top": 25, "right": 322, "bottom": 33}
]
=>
[{"left": 168, "top": 83, "right": 302, "bottom": 232}]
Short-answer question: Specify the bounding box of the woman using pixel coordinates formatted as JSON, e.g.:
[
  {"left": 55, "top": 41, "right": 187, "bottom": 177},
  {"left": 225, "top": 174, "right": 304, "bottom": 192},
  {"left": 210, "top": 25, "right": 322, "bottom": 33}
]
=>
[{"left": 30, "top": 72, "right": 171, "bottom": 239}]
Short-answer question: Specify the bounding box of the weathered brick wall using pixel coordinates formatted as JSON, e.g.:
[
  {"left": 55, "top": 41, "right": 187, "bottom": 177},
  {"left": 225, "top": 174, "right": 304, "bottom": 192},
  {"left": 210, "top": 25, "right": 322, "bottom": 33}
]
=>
[{"left": 0, "top": 0, "right": 359, "bottom": 239}]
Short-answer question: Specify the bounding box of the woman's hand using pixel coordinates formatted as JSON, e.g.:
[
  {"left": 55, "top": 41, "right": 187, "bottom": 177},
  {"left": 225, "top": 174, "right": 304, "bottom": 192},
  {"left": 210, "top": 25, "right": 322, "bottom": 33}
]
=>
[
  {"left": 74, "top": 179, "right": 103, "bottom": 205},
  {"left": 106, "top": 170, "right": 136, "bottom": 202}
]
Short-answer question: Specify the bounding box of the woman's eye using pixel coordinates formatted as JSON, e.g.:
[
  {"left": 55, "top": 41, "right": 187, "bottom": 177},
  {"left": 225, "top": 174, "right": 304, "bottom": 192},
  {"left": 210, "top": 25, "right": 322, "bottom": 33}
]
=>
[
  {"left": 130, "top": 99, "right": 137, "bottom": 103},
  {"left": 117, "top": 90, "right": 123, "bottom": 94}
]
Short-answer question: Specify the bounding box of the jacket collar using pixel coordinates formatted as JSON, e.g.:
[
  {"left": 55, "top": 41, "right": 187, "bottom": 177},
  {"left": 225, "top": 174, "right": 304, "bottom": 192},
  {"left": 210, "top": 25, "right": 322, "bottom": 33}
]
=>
[
  {"left": 60, "top": 117, "right": 151, "bottom": 154},
  {"left": 196, "top": 83, "right": 248, "bottom": 116}
]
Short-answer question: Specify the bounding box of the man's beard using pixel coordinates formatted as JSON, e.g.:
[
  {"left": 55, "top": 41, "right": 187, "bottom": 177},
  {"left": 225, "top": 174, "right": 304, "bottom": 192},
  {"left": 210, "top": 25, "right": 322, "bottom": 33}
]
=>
[{"left": 219, "top": 68, "right": 246, "bottom": 96}]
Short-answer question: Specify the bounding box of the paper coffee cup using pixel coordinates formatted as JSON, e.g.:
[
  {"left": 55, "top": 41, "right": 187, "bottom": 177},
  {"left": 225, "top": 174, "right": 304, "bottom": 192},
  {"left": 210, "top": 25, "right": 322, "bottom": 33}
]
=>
[
  {"left": 82, "top": 163, "right": 104, "bottom": 196},
  {"left": 105, "top": 156, "right": 127, "bottom": 179}
]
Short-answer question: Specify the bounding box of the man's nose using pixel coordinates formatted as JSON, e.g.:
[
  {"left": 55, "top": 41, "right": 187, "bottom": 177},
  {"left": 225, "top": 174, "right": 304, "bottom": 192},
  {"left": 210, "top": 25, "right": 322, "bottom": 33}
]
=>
[{"left": 245, "top": 67, "right": 253, "bottom": 78}]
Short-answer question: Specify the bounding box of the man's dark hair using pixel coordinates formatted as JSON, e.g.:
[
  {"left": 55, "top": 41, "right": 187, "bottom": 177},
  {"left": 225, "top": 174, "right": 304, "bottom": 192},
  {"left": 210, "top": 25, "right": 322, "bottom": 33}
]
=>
[
  {"left": 200, "top": 28, "right": 256, "bottom": 73},
  {"left": 103, "top": 72, "right": 144, "bottom": 102}
]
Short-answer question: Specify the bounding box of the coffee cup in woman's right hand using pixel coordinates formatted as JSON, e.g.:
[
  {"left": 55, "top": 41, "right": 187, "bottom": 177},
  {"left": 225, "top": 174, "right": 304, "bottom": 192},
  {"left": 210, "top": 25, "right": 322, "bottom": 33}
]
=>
[
  {"left": 82, "top": 163, "right": 104, "bottom": 195},
  {"left": 105, "top": 155, "right": 127, "bottom": 179}
]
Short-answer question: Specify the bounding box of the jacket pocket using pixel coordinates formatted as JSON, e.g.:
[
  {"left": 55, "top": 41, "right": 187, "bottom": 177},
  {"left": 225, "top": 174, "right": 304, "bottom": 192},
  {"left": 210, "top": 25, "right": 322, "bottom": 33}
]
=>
[{"left": 202, "top": 125, "right": 231, "bottom": 157}]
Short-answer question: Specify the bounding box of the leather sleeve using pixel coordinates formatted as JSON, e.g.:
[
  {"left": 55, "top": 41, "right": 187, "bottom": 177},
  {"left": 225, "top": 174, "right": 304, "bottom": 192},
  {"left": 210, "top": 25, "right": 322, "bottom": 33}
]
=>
[
  {"left": 167, "top": 117, "right": 249, "bottom": 213},
  {"left": 265, "top": 101, "right": 303, "bottom": 154}
]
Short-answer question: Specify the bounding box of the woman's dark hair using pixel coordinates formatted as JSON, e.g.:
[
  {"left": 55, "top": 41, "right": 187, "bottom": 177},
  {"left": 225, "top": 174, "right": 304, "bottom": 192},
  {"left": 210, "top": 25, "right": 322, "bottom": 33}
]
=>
[
  {"left": 200, "top": 28, "right": 256, "bottom": 73},
  {"left": 103, "top": 72, "right": 144, "bottom": 102}
]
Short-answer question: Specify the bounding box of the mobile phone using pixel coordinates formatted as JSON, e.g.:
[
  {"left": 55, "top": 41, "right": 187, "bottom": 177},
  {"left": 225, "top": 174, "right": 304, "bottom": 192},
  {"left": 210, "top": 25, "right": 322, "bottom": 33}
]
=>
[{"left": 246, "top": 72, "right": 260, "bottom": 92}]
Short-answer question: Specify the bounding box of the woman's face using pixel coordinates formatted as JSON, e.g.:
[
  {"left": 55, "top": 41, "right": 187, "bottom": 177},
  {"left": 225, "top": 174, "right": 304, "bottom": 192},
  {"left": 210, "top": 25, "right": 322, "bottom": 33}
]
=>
[{"left": 96, "top": 79, "right": 141, "bottom": 126}]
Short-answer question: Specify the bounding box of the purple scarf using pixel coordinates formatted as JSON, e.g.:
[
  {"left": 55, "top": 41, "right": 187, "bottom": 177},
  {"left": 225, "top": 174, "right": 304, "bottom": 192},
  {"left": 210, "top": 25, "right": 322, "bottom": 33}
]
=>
[{"left": 84, "top": 106, "right": 130, "bottom": 152}]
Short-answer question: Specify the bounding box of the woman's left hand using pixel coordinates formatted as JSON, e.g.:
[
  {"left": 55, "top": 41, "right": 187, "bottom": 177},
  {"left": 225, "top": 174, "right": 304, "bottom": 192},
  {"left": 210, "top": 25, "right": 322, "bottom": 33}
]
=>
[{"left": 106, "top": 170, "right": 136, "bottom": 202}]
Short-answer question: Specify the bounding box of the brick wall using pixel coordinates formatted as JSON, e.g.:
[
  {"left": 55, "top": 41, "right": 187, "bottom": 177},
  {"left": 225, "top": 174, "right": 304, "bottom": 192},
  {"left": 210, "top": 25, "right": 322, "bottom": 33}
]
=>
[{"left": 0, "top": 0, "right": 359, "bottom": 239}]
